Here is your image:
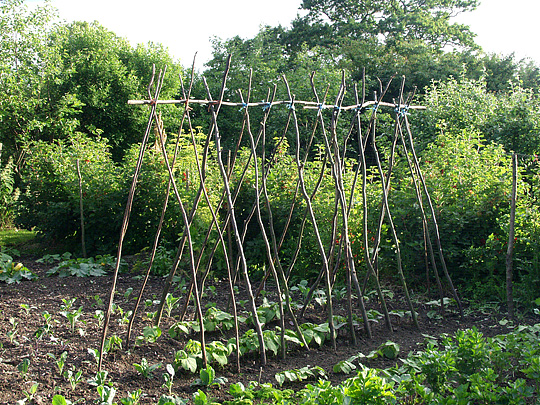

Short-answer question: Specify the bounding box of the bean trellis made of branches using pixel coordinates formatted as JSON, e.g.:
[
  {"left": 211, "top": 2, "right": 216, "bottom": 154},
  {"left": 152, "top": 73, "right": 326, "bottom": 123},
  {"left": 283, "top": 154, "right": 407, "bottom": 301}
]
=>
[{"left": 97, "top": 60, "right": 462, "bottom": 372}]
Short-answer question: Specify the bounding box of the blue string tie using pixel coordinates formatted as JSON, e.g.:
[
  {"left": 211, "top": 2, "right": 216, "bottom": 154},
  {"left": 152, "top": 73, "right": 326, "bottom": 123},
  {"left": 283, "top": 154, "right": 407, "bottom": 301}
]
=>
[
  {"left": 287, "top": 102, "right": 295, "bottom": 111},
  {"left": 239, "top": 103, "right": 248, "bottom": 112},
  {"left": 262, "top": 102, "right": 272, "bottom": 112},
  {"left": 395, "top": 105, "right": 410, "bottom": 118}
]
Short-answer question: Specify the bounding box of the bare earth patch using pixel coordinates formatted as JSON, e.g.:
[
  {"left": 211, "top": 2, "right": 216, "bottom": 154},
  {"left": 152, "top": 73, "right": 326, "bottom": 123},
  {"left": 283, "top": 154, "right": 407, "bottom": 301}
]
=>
[{"left": 0, "top": 255, "right": 525, "bottom": 404}]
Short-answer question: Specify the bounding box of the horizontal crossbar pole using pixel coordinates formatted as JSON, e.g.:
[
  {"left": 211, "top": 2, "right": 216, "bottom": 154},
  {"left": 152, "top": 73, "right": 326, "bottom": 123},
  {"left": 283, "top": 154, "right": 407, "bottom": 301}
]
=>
[{"left": 127, "top": 98, "right": 425, "bottom": 111}]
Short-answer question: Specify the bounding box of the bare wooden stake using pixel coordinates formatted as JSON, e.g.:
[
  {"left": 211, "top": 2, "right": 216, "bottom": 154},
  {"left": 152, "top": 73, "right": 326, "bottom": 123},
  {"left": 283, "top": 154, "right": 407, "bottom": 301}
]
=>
[
  {"left": 506, "top": 153, "right": 517, "bottom": 321},
  {"left": 76, "top": 159, "right": 86, "bottom": 259}
]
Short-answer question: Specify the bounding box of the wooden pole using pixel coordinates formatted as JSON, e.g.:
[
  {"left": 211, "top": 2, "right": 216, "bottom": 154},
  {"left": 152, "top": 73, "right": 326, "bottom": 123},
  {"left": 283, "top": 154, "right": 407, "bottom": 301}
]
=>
[
  {"left": 202, "top": 61, "right": 268, "bottom": 366},
  {"left": 506, "top": 153, "right": 517, "bottom": 321},
  {"left": 76, "top": 159, "right": 87, "bottom": 259},
  {"left": 98, "top": 66, "right": 163, "bottom": 372}
]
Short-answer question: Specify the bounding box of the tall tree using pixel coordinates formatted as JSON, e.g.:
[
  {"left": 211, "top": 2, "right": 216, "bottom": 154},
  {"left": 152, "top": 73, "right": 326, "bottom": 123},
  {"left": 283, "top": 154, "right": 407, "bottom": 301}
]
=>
[
  {"left": 280, "top": 0, "right": 480, "bottom": 96},
  {"left": 0, "top": 1, "right": 184, "bottom": 162},
  {"left": 42, "top": 21, "right": 184, "bottom": 159},
  {"left": 0, "top": 0, "right": 56, "bottom": 160},
  {"left": 288, "top": 0, "right": 479, "bottom": 50}
]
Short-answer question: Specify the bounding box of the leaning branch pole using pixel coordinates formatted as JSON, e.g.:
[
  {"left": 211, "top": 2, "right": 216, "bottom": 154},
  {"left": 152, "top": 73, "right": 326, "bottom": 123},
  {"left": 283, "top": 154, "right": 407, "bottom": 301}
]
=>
[
  {"left": 98, "top": 66, "right": 164, "bottom": 372},
  {"left": 203, "top": 58, "right": 267, "bottom": 366}
]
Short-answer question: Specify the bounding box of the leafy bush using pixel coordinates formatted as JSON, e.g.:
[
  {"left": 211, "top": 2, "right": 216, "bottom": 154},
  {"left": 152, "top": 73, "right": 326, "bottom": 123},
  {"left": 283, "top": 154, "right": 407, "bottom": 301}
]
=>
[
  {"left": 0, "top": 143, "right": 19, "bottom": 229},
  {"left": 17, "top": 134, "right": 125, "bottom": 254},
  {"left": 0, "top": 252, "right": 36, "bottom": 284},
  {"left": 16, "top": 129, "right": 221, "bottom": 258},
  {"left": 123, "top": 128, "right": 221, "bottom": 265},
  {"left": 414, "top": 74, "right": 540, "bottom": 155},
  {"left": 384, "top": 130, "right": 517, "bottom": 288}
]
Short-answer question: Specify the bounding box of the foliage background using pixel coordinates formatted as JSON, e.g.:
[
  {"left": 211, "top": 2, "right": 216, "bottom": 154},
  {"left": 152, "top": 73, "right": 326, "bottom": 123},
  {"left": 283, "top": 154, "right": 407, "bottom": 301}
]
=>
[{"left": 1, "top": 0, "right": 540, "bottom": 307}]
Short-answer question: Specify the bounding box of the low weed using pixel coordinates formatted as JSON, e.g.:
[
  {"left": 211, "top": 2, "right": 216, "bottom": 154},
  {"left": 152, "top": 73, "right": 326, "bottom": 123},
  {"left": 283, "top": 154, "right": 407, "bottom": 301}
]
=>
[
  {"left": 133, "top": 358, "right": 162, "bottom": 379},
  {"left": 275, "top": 365, "right": 326, "bottom": 386},
  {"left": 0, "top": 253, "right": 37, "bottom": 284}
]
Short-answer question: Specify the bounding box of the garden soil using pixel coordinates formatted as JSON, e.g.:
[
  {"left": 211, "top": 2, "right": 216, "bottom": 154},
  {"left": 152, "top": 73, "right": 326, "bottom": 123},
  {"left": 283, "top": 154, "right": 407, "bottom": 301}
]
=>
[{"left": 0, "top": 255, "right": 529, "bottom": 404}]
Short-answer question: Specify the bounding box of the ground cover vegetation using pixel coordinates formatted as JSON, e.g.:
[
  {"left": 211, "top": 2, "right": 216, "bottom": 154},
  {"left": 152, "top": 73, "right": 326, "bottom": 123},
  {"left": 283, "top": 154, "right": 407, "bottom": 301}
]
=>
[{"left": 1, "top": 0, "right": 540, "bottom": 403}]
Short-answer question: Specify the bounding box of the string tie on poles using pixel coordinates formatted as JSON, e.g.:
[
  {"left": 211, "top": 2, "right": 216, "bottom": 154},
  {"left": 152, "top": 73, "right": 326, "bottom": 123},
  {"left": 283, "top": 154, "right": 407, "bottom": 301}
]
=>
[{"left": 395, "top": 105, "right": 410, "bottom": 118}]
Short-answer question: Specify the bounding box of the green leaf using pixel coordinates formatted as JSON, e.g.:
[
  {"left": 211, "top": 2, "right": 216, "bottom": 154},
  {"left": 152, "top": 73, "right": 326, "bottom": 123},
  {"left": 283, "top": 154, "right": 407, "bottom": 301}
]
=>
[
  {"left": 52, "top": 395, "right": 70, "bottom": 405},
  {"left": 275, "top": 373, "right": 285, "bottom": 386},
  {"left": 210, "top": 351, "right": 228, "bottom": 367},
  {"left": 379, "top": 341, "right": 400, "bottom": 359},
  {"left": 333, "top": 359, "right": 356, "bottom": 374},
  {"left": 193, "top": 390, "right": 207, "bottom": 405},
  {"left": 143, "top": 325, "right": 161, "bottom": 342},
  {"left": 200, "top": 365, "right": 215, "bottom": 385},
  {"left": 265, "top": 336, "right": 280, "bottom": 356},
  {"left": 184, "top": 357, "right": 198, "bottom": 373}
]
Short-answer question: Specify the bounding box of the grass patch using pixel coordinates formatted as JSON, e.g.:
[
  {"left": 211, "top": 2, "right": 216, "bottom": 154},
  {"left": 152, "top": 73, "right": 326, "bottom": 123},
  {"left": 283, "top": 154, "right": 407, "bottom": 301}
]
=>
[{"left": 0, "top": 228, "right": 36, "bottom": 247}]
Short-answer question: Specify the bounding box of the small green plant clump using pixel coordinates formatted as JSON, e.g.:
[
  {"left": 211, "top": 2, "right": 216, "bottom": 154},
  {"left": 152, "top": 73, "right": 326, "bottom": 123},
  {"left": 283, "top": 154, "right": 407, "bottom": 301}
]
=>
[
  {"left": 46, "top": 255, "right": 120, "bottom": 277},
  {"left": 0, "top": 252, "right": 37, "bottom": 284},
  {"left": 133, "top": 357, "right": 162, "bottom": 379}
]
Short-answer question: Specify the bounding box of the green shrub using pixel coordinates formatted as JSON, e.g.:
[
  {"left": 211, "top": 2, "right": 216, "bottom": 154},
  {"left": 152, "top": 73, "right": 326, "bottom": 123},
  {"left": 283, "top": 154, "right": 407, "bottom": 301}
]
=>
[
  {"left": 385, "top": 130, "right": 516, "bottom": 288},
  {"left": 17, "top": 134, "right": 125, "bottom": 254},
  {"left": 16, "top": 129, "right": 222, "bottom": 259},
  {"left": 0, "top": 143, "right": 19, "bottom": 229},
  {"left": 414, "top": 74, "right": 540, "bottom": 156},
  {"left": 123, "top": 128, "right": 223, "bottom": 270}
]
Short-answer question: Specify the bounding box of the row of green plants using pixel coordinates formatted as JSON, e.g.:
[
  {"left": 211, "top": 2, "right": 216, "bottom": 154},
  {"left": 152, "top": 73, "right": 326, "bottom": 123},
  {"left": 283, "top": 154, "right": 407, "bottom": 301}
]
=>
[
  {"left": 5, "top": 251, "right": 540, "bottom": 403},
  {"left": 37, "top": 322, "right": 540, "bottom": 404}
]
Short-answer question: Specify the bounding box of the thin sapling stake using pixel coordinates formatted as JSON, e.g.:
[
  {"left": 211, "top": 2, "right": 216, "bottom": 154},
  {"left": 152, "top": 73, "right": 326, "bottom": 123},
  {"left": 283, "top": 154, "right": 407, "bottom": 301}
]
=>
[
  {"left": 203, "top": 64, "right": 267, "bottom": 365},
  {"left": 98, "top": 66, "right": 165, "bottom": 372}
]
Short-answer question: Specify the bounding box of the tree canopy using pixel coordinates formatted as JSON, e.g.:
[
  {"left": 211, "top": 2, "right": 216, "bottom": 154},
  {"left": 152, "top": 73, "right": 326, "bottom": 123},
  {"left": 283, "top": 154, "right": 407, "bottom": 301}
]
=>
[
  {"left": 290, "top": 0, "right": 479, "bottom": 50},
  {"left": 0, "top": 0, "right": 184, "bottom": 162}
]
